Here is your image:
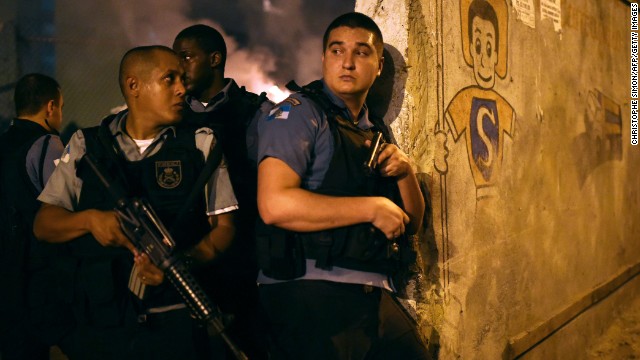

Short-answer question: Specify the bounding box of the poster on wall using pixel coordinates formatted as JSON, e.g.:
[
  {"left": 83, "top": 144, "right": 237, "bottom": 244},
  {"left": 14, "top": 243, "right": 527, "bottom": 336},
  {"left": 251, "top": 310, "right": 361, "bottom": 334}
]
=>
[
  {"left": 540, "top": 0, "right": 562, "bottom": 33},
  {"left": 513, "top": 0, "right": 536, "bottom": 29}
]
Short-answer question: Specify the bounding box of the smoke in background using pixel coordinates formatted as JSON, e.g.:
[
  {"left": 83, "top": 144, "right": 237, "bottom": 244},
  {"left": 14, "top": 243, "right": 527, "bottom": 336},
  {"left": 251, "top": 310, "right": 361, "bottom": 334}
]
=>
[{"left": 56, "top": 0, "right": 354, "bottom": 128}]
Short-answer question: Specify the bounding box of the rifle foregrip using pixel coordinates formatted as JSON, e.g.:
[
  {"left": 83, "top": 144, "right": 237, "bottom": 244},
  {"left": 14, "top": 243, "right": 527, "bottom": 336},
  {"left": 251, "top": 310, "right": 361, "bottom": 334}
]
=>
[
  {"left": 165, "top": 262, "right": 248, "bottom": 359},
  {"left": 165, "top": 261, "right": 216, "bottom": 321}
]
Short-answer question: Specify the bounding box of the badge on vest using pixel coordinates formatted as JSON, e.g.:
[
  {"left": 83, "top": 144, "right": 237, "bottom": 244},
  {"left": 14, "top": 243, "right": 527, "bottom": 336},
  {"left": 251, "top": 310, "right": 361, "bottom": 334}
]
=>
[{"left": 156, "top": 160, "right": 182, "bottom": 189}]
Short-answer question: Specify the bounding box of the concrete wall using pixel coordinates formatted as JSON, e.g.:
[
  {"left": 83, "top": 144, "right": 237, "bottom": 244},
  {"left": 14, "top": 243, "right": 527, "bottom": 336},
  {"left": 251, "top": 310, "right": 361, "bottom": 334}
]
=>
[{"left": 356, "top": 0, "right": 638, "bottom": 358}]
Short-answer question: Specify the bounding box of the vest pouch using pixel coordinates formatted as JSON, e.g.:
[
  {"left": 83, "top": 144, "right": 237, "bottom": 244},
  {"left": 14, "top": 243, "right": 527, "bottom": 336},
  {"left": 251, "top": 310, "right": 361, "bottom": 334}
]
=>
[
  {"left": 27, "top": 270, "right": 54, "bottom": 307},
  {"left": 257, "top": 226, "right": 305, "bottom": 280},
  {"left": 301, "top": 224, "right": 400, "bottom": 275},
  {"left": 54, "top": 254, "right": 78, "bottom": 304},
  {"left": 332, "top": 224, "right": 388, "bottom": 262},
  {"left": 79, "top": 260, "right": 125, "bottom": 327},
  {"left": 26, "top": 267, "right": 76, "bottom": 345},
  {"left": 300, "top": 229, "right": 342, "bottom": 270}
]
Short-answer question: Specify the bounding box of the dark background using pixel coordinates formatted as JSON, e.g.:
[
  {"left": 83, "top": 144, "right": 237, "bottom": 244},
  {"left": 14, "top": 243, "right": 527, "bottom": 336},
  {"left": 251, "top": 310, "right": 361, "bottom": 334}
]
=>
[{"left": 0, "top": 0, "right": 355, "bottom": 132}]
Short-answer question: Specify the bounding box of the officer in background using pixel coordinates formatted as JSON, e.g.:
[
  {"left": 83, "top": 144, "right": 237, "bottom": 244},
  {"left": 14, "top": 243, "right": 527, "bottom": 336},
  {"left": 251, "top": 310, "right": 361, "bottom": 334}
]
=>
[
  {"left": 0, "top": 73, "right": 74, "bottom": 359},
  {"left": 34, "top": 46, "right": 238, "bottom": 359},
  {"left": 256, "top": 13, "right": 430, "bottom": 359},
  {"left": 173, "top": 24, "right": 272, "bottom": 359}
]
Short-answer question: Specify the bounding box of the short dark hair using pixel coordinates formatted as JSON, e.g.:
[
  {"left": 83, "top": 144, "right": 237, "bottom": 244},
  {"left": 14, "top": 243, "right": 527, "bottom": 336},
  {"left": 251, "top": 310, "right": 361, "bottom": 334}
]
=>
[
  {"left": 118, "top": 45, "right": 176, "bottom": 95},
  {"left": 14, "top": 73, "right": 61, "bottom": 116},
  {"left": 468, "top": 0, "right": 499, "bottom": 53},
  {"left": 322, "top": 12, "right": 384, "bottom": 55},
  {"left": 174, "top": 25, "right": 227, "bottom": 68}
]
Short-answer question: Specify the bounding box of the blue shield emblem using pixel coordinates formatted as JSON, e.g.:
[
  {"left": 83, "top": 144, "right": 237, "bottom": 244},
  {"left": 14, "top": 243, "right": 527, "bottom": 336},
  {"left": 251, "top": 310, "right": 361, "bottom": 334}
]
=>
[{"left": 470, "top": 98, "right": 499, "bottom": 182}]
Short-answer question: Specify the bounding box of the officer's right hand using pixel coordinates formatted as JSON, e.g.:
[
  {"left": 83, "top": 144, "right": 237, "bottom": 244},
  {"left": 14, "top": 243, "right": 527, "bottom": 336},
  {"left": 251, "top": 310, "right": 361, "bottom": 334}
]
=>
[
  {"left": 370, "top": 197, "right": 410, "bottom": 240},
  {"left": 87, "top": 210, "right": 136, "bottom": 253}
]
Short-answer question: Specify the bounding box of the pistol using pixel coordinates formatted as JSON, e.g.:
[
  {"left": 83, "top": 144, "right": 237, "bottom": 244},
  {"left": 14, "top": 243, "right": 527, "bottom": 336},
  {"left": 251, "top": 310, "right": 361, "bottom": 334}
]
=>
[{"left": 364, "top": 131, "right": 385, "bottom": 175}]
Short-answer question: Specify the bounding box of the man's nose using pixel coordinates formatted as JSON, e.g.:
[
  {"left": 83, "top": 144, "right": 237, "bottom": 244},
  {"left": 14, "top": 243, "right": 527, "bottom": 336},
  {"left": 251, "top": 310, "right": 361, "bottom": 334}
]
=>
[
  {"left": 176, "top": 79, "right": 186, "bottom": 97},
  {"left": 342, "top": 53, "right": 356, "bottom": 70}
]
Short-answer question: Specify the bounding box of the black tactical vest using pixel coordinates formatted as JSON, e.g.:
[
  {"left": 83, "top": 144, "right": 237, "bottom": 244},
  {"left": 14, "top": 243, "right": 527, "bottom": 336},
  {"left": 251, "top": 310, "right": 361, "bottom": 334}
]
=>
[
  {"left": 258, "top": 81, "right": 416, "bottom": 279},
  {"left": 183, "top": 84, "right": 267, "bottom": 280},
  {"left": 0, "top": 120, "right": 51, "bottom": 266},
  {"left": 184, "top": 84, "right": 265, "bottom": 217},
  {"left": 70, "top": 118, "right": 209, "bottom": 326},
  {"left": 0, "top": 119, "right": 74, "bottom": 343}
]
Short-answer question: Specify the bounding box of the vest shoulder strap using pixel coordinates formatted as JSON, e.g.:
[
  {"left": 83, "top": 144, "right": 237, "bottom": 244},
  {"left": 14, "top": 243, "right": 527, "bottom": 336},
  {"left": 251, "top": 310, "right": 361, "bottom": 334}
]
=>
[
  {"left": 286, "top": 80, "right": 342, "bottom": 121},
  {"left": 219, "top": 86, "right": 268, "bottom": 128},
  {"left": 286, "top": 80, "right": 392, "bottom": 139}
]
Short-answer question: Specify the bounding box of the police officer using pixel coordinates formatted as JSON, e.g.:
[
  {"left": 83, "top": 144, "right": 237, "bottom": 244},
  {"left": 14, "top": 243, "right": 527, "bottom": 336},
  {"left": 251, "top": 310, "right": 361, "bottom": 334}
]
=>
[
  {"left": 173, "top": 24, "right": 272, "bottom": 359},
  {"left": 0, "top": 73, "right": 73, "bottom": 359},
  {"left": 34, "top": 46, "right": 238, "bottom": 359},
  {"left": 256, "top": 13, "right": 430, "bottom": 359}
]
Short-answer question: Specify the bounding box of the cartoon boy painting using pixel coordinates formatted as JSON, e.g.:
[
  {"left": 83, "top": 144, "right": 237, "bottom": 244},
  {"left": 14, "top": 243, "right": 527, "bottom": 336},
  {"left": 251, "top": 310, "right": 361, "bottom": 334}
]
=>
[{"left": 438, "top": 0, "right": 515, "bottom": 200}]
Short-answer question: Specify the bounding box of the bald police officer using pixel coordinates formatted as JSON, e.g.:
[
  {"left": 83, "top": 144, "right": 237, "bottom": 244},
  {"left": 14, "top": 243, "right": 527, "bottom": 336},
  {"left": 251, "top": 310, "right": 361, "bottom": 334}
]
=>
[{"left": 34, "top": 46, "right": 237, "bottom": 359}]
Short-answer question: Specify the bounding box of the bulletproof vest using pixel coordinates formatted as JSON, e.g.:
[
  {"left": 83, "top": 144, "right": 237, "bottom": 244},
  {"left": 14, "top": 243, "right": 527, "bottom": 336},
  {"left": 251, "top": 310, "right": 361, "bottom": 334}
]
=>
[
  {"left": 0, "top": 119, "right": 75, "bottom": 342},
  {"left": 183, "top": 85, "right": 267, "bottom": 279},
  {"left": 71, "top": 119, "right": 209, "bottom": 326},
  {"left": 258, "top": 81, "right": 416, "bottom": 279},
  {"left": 184, "top": 85, "right": 266, "bottom": 213},
  {"left": 0, "top": 120, "right": 50, "bottom": 316}
]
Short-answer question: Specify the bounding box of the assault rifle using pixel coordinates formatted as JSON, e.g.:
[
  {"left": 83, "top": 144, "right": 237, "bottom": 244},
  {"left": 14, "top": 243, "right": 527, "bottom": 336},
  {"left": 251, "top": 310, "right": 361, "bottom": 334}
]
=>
[{"left": 82, "top": 154, "right": 248, "bottom": 360}]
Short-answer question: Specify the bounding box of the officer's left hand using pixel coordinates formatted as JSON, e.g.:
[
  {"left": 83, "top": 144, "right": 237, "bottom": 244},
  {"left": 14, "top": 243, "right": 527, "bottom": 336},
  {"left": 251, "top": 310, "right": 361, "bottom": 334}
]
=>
[
  {"left": 377, "top": 144, "right": 412, "bottom": 179},
  {"left": 134, "top": 253, "right": 165, "bottom": 286}
]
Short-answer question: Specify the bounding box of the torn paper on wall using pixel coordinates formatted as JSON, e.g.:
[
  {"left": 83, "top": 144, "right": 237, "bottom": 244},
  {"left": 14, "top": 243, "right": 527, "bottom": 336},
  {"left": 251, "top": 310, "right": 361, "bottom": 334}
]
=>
[
  {"left": 540, "top": 0, "right": 562, "bottom": 33},
  {"left": 513, "top": 0, "right": 536, "bottom": 29}
]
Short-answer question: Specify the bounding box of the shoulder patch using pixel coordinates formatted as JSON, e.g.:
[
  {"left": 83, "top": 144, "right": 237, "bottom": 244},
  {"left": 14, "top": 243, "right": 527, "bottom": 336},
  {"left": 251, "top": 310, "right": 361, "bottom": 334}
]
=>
[
  {"left": 267, "top": 103, "right": 292, "bottom": 121},
  {"left": 282, "top": 97, "right": 301, "bottom": 106},
  {"left": 272, "top": 97, "right": 301, "bottom": 109},
  {"left": 59, "top": 144, "right": 71, "bottom": 164}
]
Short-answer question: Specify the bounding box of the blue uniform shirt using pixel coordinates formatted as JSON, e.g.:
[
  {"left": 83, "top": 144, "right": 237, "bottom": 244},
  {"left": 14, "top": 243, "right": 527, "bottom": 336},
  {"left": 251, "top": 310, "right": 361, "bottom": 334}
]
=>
[
  {"left": 257, "top": 80, "right": 392, "bottom": 290},
  {"left": 26, "top": 133, "right": 64, "bottom": 192}
]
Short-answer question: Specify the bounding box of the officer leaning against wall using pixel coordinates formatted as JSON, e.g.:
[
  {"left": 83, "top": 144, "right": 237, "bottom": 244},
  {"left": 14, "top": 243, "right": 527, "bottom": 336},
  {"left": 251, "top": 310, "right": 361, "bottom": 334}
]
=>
[{"left": 256, "top": 12, "right": 430, "bottom": 360}]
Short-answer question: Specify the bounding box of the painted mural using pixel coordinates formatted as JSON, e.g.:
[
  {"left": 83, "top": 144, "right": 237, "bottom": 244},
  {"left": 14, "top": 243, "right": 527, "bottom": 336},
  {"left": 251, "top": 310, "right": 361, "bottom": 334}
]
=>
[
  {"left": 432, "top": 0, "right": 516, "bottom": 310},
  {"left": 436, "top": 0, "right": 514, "bottom": 200},
  {"left": 574, "top": 89, "right": 623, "bottom": 186}
]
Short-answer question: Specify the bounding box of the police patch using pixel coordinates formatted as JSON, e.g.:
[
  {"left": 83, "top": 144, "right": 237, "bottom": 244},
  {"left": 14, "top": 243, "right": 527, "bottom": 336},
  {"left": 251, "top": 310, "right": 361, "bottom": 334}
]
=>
[
  {"left": 59, "top": 144, "right": 71, "bottom": 163},
  {"left": 267, "top": 103, "right": 292, "bottom": 121},
  {"left": 156, "top": 160, "right": 182, "bottom": 189},
  {"left": 282, "top": 97, "right": 301, "bottom": 106}
]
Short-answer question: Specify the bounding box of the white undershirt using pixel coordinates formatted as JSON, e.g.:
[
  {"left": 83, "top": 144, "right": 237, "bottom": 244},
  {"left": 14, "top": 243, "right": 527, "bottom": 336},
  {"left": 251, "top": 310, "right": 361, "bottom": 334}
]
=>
[{"left": 133, "top": 138, "right": 154, "bottom": 154}]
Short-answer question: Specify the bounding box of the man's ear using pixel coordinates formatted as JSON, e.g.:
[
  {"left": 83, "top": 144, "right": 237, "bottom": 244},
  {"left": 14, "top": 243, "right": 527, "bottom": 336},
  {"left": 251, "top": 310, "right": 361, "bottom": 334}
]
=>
[
  {"left": 210, "top": 51, "right": 223, "bottom": 68},
  {"left": 126, "top": 76, "right": 139, "bottom": 97},
  {"left": 45, "top": 99, "right": 56, "bottom": 116},
  {"left": 377, "top": 56, "right": 384, "bottom": 77}
]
